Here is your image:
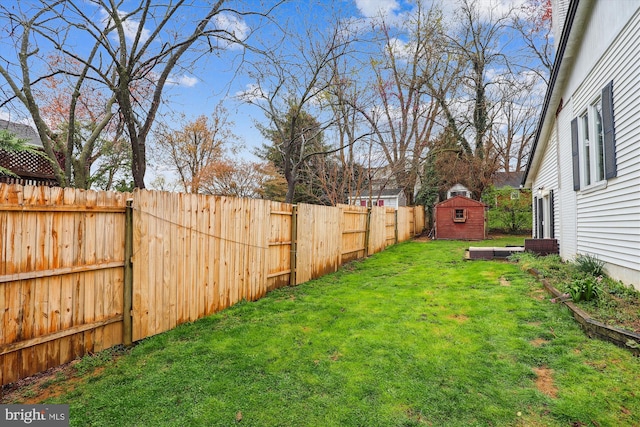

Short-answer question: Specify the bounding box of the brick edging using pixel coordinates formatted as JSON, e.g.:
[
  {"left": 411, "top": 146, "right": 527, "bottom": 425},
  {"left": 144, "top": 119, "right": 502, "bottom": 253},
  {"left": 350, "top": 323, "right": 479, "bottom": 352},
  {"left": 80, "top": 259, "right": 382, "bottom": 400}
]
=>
[{"left": 528, "top": 268, "right": 640, "bottom": 356}]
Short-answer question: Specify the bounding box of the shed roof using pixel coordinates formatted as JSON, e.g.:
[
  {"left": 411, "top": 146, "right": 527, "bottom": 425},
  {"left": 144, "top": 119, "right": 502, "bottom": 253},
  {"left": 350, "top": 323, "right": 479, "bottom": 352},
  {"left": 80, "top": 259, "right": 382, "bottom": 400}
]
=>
[{"left": 435, "top": 195, "right": 486, "bottom": 208}]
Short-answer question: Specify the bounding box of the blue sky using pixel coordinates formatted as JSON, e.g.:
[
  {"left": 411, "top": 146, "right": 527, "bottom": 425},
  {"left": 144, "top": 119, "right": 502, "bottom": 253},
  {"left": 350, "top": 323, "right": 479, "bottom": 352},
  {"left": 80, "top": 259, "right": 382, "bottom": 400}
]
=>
[
  {"left": 154, "top": 0, "right": 528, "bottom": 156},
  {"left": 0, "top": 0, "right": 532, "bottom": 187}
]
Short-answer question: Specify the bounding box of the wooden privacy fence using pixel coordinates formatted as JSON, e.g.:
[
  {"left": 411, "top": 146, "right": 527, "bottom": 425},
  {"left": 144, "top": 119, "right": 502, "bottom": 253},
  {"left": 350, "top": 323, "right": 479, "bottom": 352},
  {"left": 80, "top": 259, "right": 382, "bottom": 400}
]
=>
[
  {"left": 0, "top": 184, "right": 129, "bottom": 386},
  {"left": 0, "top": 184, "right": 425, "bottom": 386}
]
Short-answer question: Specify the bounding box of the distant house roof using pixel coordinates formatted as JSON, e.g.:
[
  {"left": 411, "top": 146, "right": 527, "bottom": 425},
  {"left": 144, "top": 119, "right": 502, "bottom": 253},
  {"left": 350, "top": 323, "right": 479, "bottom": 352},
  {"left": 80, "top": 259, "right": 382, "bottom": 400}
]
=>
[
  {"left": 0, "top": 119, "right": 43, "bottom": 147},
  {"left": 0, "top": 119, "right": 59, "bottom": 186},
  {"left": 493, "top": 172, "right": 524, "bottom": 189}
]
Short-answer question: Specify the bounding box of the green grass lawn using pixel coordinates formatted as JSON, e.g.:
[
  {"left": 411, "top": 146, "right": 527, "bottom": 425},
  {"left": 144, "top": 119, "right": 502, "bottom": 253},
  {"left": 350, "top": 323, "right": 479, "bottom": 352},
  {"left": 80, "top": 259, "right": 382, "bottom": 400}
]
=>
[{"left": 12, "top": 238, "right": 640, "bottom": 426}]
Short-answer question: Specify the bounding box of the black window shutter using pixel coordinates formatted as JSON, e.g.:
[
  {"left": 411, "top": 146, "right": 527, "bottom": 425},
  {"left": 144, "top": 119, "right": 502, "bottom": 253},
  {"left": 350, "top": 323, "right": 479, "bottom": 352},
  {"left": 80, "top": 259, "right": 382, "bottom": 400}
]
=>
[
  {"left": 571, "top": 118, "right": 580, "bottom": 190},
  {"left": 533, "top": 196, "right": 538, "bottom": 238},
  {"left": 602, "top": 81, "right": 617, "bottom": 179},
  {"left": 549, "top": 190, "right": 555, "bottom": 239}
]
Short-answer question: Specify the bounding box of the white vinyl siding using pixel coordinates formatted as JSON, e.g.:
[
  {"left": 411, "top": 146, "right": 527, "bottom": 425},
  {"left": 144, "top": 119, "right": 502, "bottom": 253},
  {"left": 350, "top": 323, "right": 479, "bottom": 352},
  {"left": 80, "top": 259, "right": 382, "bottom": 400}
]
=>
[
  {"left": 556, "top": 102, "right": 577, "bottom": 259},
  {"left": 569, "top": 6, "right": 640, "bottom": 285},
  {"left": 531, "top": 125, "right": 559, "bottom": 239}
]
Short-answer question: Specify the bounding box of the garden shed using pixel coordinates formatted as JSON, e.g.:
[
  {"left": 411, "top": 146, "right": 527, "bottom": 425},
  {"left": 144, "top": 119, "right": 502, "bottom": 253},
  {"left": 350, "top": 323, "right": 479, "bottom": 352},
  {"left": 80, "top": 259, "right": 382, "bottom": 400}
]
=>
[{"left": 434, "top": 195, "right": 487, "bottom": 240}]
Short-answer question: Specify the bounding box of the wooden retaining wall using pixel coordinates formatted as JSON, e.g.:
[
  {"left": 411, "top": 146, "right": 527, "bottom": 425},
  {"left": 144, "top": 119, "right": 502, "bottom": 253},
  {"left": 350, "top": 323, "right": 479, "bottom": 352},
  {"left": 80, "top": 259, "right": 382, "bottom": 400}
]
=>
[{"left": 0, "top": 184, "right": 425, "bottom": 386}]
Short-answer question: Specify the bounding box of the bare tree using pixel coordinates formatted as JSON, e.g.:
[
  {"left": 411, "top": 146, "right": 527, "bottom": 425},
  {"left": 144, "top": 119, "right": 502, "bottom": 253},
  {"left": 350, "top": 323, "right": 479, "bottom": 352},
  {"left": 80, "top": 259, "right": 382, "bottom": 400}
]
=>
[
  {"left": 243, "top": 9, "right": 361, "bottom": 203},
  {"left": 0, "top": 0, "right": 279, "bottom": 188},
  {"left": 492, "top": 72, "right": 540, "bottom": 173},
  {"left": 360, "top": 2, "right": 453, "bottom": 205},
  {"left": 512, "top": 0, "right": 553, "bottom": 85},
  {"left": 0, "top": 2, "right": 117, "bottom": 186},
  {"left": 425, "top": 0, "right": 518, "bottom": 199}
]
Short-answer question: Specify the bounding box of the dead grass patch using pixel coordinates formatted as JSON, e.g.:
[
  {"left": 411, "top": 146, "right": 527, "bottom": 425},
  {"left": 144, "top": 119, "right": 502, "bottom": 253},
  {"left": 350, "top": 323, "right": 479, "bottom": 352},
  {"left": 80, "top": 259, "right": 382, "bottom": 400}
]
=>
[{"left": 447, "top": 313, "right": 469, "bottom": 323}]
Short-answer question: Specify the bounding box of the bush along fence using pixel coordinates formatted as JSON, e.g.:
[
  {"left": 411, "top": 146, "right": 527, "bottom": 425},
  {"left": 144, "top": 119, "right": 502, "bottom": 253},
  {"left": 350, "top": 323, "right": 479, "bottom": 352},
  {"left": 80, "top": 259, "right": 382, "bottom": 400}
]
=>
[{"left": 0, "top": 184, "right": 425, "bottom": 386}]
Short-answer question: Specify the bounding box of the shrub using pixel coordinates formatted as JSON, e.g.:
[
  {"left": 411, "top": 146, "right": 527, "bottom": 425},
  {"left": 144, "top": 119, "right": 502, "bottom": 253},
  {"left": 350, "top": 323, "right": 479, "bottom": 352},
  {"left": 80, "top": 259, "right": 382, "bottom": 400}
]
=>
[{"left": 574, "top": 253, "right": 605, "bottom": 277}]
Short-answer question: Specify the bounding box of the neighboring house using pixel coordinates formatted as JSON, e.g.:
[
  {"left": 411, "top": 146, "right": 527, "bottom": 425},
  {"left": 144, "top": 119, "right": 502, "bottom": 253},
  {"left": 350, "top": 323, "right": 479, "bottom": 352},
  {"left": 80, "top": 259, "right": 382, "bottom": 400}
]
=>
[
  {"left": 0, "top": 119, "right": 59, "bottom": 186},
  {"left": 434, "top": 195, "right": 487, "bottom": 240},
  {"left": 490, "top": 171, "right": 531, "bottom": 206},
  {"left": 348, "top": 188, "right": 407, "bottom": 209},
  {"left": 493, "top": 171, "right": 524, "bottom": 191},
  {"left": 522, "top": 0, "right": 640, "bottom": 288},
  {"left": 446, "top": 183, "right": 472, "bottom": 199}
]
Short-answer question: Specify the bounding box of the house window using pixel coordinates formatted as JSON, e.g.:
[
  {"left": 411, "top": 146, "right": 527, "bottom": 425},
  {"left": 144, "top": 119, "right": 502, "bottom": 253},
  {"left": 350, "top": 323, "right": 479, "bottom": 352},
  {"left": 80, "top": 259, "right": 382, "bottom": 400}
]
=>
[
  {"left": 453, "top": 208, "right": 466, "bottom": 222},
  {"left": 580, "top": 112, "right": 591, "bottom": 186},
  {"left": 377, "top": 200, "right": 384, "bottom": 206},
  {"left": 571, "top": 81, "right": 617, "bottom": 191},
  {"left": 593, "top": 100, "right": 605, "bottom": 182},
  {"left": 360, "top": 200, "right": 367, "bottom": 207},
  {"left": 579, "top": 100, "right": 606, "bottom": 186}
]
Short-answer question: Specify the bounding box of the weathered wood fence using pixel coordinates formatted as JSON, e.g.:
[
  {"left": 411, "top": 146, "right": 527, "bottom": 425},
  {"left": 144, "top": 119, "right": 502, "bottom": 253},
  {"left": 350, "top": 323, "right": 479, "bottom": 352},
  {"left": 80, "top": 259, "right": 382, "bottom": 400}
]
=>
[{"left": 0, "top": 184, "right": 425, "bottom": 386}]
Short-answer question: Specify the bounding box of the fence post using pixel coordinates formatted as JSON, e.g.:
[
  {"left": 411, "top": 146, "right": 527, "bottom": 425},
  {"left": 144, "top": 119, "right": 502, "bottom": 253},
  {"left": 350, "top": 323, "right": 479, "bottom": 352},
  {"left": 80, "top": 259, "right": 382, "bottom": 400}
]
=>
[
  {"left": 289, "top": 205, "right": 298, "bottom": 287},
  {"left": 123, "top": 199, "right": 134, "bottom": 346},
  {"left": 394, "top": 210, "right": 399, "bottom": 244},
  {"left": 364, "top": 207, "right": 372, "bottom": 257}
]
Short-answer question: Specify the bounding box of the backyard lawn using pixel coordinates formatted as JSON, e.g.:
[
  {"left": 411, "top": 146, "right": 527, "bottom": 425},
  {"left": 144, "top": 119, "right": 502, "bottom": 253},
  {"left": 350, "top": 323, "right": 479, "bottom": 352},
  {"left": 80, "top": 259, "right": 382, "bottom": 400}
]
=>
[{"left": 4, "top": 237, "right": 640, "bottom": 426}]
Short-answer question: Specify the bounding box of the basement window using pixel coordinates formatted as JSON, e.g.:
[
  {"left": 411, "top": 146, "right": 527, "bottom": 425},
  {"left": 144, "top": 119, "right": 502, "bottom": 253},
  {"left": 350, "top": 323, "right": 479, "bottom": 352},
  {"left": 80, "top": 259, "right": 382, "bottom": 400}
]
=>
[{"left": 453, "top": 208, "right": 467, "bottom": 223}]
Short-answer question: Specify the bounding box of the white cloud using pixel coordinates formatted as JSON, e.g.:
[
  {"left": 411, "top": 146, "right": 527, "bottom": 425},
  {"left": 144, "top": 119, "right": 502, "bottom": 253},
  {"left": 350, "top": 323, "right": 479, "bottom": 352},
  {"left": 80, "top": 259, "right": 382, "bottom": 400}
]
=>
[
  {"left": 235, "top": 83, "right": 267, "bottom": 103},
  {"left": 214, "top": 13, "right": 250, "bottom": 50},
  {"left": 166, "top": 74, "right": 199, "bottom": 87},
  {"left": 355, "top": 0, "right": 401, "bottom": 19},
  {"left": 387, "top": 37, "right": 412, "bottom": 60}
]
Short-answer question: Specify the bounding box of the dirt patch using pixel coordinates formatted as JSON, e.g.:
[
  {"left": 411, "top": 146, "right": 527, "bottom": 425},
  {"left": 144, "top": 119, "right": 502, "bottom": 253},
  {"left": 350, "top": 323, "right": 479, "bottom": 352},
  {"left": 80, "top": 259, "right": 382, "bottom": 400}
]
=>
[
  {"left": 533, "top": 366, "right": 558, "bottom": 398},
  {"left": 1, "top": 360, "right": 84, "bottom": 404},
  {"left": 499, "top": 276, "right": 511, "bottom": 286},
  {"left": 447, "top": 314, "right": 469, "bottom": 323},
  {"left": 530, "top": 338, "right": 548, "bottom": 347}
]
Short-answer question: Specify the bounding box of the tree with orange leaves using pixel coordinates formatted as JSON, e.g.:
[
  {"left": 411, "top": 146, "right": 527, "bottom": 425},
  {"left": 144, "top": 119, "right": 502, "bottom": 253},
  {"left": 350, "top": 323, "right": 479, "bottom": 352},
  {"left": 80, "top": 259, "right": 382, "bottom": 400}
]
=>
[{"left": 152, "top": 106, "right": 238, "bottom": 194}]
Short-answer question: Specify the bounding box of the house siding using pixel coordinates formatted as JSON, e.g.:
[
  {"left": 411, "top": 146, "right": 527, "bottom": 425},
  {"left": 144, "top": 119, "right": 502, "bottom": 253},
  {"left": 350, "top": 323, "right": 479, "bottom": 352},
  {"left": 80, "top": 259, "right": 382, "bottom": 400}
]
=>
[
  {"left": 556, "top": 99, "right": 577, "bottom": 259},
  {"left": 531, "top": 124, "right": 559, "bottom": 239},
  {"left": 568, "top": 5, "right": 640, "bottom": 286}
]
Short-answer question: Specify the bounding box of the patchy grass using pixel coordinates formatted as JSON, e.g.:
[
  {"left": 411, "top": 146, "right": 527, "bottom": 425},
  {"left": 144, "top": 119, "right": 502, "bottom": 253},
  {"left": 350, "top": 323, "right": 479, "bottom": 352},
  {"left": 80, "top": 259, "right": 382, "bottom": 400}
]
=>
[
  {"left": 511, "top": 251, "right": 640, "bottom": 333},
  {"left": 4, "top": 238, "right": 640, "bottom": 426}
]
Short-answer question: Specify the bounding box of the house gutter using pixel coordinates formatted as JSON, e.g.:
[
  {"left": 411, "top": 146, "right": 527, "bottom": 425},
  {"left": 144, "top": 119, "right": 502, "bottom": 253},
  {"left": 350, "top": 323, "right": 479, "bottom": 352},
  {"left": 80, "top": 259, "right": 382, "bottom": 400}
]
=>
[{"left": 522, "top": 0, "right": 594, "bottom": 188}]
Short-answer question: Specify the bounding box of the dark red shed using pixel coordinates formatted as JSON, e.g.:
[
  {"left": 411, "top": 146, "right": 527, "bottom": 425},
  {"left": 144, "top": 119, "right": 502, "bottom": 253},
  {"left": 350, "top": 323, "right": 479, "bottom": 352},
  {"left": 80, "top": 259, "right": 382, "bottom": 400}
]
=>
[{"left": 434, "top": 195, "right": 487, "bottom": 240}]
